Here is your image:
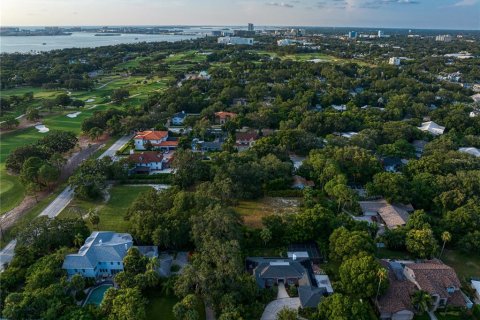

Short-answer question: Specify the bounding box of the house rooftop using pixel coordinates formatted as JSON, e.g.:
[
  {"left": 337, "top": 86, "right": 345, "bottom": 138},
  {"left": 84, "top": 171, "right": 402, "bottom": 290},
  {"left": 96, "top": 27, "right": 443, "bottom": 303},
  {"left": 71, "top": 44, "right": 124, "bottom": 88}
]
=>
[
  {"left": 214, "top": 111, "right": 237, "bottom": 119},
  {"left": 418, "top": 121, "right": 445, "bottom": 135},
  {"left": 459, "top": 147, "right": 480, "bottom": 157},
  {"left": 359, "top": 200, "right": 413, "bottom": 229},
  {"left": 406, "top": 259, "right": 463, "bottom": 304},
  {"left": 134, "top": 130, "right": 168, "bottom": 141},
  {"left": 377, "top": 260, "right": 416, "bottom": 315},
  {"left": 129, "top": 152, "right": 163, "bottom": 164},
  {"left": 63, "top": 232, "right": 132, "bottom": 270}
]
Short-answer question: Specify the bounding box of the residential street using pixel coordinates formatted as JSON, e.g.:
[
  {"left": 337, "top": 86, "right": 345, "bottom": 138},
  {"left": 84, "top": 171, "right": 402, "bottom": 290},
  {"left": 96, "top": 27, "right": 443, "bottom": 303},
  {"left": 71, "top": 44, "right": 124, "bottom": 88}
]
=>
[{"left": 0, "top": 134, "right": 133, "bottom": 271}]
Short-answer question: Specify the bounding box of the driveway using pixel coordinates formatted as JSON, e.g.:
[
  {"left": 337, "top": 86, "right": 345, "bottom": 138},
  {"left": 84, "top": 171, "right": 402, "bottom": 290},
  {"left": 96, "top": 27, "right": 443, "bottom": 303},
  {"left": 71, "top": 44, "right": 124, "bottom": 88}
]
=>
[{"left": 260, "top": 297, "right": 301, "bottom": 320}]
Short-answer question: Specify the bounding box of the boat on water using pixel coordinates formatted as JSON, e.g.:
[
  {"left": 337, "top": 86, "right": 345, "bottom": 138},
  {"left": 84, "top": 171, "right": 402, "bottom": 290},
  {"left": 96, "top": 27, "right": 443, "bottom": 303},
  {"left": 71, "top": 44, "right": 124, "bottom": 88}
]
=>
[
  {"left": 94, "top": 33, "right": 121, "bottom": 37},
  {"left": 135, "top": 37, "right": 138, "bottom": 40},
  {"left": 42, "top": 42, "right": 47, "bottom": 45}
]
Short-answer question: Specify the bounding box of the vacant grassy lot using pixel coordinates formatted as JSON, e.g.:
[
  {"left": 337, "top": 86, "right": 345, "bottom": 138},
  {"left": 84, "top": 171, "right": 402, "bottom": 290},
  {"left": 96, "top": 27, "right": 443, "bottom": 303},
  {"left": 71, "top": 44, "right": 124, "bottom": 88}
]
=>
[
  {"left": 60, "top": 185, "right": 151, "bottom": 232},
  {"left": 234, "top": 197, "right": 301, "bottom": 228},
  {"left": 145, "top": 291, "right": 205, "bottom": 320}
]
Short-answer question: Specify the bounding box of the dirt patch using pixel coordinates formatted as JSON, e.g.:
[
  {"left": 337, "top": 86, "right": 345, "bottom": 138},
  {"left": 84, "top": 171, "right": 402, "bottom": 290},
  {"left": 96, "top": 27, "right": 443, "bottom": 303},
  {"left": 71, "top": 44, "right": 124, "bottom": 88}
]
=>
[{"left": 235, "top": 197, "right": 301, "bottom": 228}]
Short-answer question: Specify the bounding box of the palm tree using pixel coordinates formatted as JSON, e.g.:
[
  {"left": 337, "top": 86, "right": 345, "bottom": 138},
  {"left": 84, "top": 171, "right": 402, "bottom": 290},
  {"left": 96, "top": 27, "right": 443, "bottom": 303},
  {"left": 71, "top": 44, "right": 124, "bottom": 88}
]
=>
[
  {"left": 88, "top": 210, "right": 100, "bottom": 230},
  {"left": 73, "top": 233, "right": 84, "bottom": 248},
  {"left": 411, "top": 290, "right": 432, "bottom": 315},
  {"left": 439, "top": 231, "right": 451, "bottom": 258},
  {"left": 376, "top": 267, "right": 388, "bottom": 304}
]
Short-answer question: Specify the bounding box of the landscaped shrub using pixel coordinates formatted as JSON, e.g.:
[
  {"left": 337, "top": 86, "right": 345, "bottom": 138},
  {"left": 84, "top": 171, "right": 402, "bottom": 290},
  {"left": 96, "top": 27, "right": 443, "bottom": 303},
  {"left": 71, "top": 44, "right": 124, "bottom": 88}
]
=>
[{"left": 287, "top": 285, "right": 298, "bottom": 297}]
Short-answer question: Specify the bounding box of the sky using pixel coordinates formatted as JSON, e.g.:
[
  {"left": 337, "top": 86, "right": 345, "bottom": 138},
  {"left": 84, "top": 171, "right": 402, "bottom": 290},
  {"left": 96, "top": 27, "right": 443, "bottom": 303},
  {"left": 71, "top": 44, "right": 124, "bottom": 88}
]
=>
[{"left": 1, "top": 0, "right": 479, "bottom": 30}]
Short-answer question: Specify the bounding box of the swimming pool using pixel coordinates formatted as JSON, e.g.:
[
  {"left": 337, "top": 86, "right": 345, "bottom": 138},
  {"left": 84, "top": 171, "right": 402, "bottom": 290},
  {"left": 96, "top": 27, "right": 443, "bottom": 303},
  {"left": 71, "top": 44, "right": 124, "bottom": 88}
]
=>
[{"left": 83, "top": 284, "right": 114, "bottom": 306}]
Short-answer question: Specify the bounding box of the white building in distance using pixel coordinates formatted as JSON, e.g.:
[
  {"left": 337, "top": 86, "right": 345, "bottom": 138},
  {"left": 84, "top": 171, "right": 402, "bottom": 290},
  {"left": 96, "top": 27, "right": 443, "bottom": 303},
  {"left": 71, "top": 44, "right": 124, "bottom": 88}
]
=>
[
  {"left": 389, "top": 57, "right": 401, "bottom": 66},
  {"left": 436, "top": 35, "right": 453, "bottom": 42},
  {"left": 217, "top": 36, "right": 253, "bottom": 45}
]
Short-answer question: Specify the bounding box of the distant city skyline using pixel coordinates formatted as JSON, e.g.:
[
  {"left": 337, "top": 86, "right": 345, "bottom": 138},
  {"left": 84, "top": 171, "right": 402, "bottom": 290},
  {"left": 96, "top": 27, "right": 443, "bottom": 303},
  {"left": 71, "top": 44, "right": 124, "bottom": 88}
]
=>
[{"left": 1, "top": 0, "right": 479, "bottom": 30}]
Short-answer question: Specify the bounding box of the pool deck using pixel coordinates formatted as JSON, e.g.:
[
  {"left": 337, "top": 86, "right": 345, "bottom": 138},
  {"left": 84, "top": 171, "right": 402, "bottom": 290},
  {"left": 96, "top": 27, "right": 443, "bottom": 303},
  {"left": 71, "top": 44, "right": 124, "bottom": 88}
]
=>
[{"left": 82, "top": 282, "right": 114, "bottom": 307}]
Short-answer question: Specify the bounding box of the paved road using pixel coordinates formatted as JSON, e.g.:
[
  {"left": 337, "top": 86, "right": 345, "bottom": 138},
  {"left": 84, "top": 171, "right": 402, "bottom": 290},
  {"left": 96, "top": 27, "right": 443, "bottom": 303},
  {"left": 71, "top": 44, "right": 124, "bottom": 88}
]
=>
[
  {"left": 0, "top": 240, "right": 16, "bottom": 272},
  {"left": 99, "top": 134, "right": 133, "bottom": 160},
  {"left": 0, "top": 134, "right": 133, "bottom": 271}
]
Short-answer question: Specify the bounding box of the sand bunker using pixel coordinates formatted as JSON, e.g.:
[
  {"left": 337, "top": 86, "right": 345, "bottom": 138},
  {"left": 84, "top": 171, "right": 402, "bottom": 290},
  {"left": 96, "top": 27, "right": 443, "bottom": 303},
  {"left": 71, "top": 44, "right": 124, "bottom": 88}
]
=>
[
  {"left": 86, "top": 98, "right": 95, "bottom": 103},
  {"left": 35, "top": 124, "right": 49, "bottom": 133},
  {"left": 66, "top": 112, "right": 82, "bottom": 118}
]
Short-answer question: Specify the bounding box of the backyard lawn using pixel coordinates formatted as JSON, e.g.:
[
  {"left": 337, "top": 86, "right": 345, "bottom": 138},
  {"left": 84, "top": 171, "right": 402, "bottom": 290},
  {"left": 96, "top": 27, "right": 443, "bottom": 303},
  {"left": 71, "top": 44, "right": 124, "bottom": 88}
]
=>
[
  {"left": 59, "top": 185, "right": 152, "bottom": 232},
  {"left": 234, "top": 197, "right": 301, "bottom": 228},
  {"left": 146, "top": 291, "right": 205, "bottom": 320},
  {"left": 442, "top": 249, "right": 480, "bottom": 281}
]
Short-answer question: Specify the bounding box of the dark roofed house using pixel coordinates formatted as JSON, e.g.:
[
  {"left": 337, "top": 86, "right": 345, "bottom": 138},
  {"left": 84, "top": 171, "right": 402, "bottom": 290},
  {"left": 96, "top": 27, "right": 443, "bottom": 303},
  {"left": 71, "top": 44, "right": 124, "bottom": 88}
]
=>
[
  {"left": 377, "top": 260, "right": 416, "bottom": 320},
  {"left": 246, "top": 254, "right": 332, "bottom": 308},
  {"left": 128, "top": 151, "right": 170, "bottom": 173},
  {"left": 235, "top": 131, "right": 259, "bottom": 151},
  {"left": 404, "top": 260, "right": 467, "bottom": 311},
  {"left": 171, "top": 111, "right": 187, "bottom": 126}
]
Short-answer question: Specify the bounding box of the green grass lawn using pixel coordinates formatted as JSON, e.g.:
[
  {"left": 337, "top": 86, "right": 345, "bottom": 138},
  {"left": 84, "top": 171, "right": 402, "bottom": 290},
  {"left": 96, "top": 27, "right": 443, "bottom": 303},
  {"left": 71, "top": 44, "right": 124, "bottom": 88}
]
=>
[
  {"left": 146, "top": 291, "right": 205, "bottom": 320},
  {"left": 0, "top": 105, "right": 113, "bottom": 213},
  {"left": 442, "top": 249, "right": 480, "bottom": 281},
  {"left": 59, "top": 185, "right": 152, "bottom": 232},
  {"left": 234, "top": 197, "right": 301, "bottom": 228}
]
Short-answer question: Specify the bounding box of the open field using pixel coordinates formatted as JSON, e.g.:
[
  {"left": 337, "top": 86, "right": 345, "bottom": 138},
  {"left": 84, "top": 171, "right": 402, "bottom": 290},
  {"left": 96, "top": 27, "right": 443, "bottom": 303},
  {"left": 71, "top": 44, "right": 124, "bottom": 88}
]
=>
[
  {"left": 234, "top": 197, "right": 301, "bottom": 228},
  {"left": 59, "top": 185, "right": 152, "bottom": 232}
]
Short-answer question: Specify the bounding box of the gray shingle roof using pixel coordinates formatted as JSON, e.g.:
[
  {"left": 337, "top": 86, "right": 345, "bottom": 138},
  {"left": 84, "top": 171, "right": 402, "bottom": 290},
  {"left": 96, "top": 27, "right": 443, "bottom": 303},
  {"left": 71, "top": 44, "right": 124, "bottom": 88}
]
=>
[{"left": 62, "top": 232, "right": 133, "bottom": 270}]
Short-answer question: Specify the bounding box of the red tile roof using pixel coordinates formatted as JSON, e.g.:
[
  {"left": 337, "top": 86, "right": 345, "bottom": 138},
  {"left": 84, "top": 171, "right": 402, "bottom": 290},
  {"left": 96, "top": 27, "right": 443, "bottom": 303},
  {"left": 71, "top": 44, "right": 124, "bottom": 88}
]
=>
[
  {"left": 377, "top": 260, "right": 416, "bottom": 315},
  {"left": 214, "top": 111, "right": 237, "bottom": 119},
  {"left": 235, "top": 131, "right": 259, "bottom": 142},
  {"left": 406, "top": 259, "right": 463, "bottom": 303},
  {"left": 134, "top": 130, "right": 168, "bottom": 140},
  {"left": 152, "top": 140, "right": 179, "bottom": 147},
  {"left": 129, "top": 152, "right": 163, "bottom": 164}
]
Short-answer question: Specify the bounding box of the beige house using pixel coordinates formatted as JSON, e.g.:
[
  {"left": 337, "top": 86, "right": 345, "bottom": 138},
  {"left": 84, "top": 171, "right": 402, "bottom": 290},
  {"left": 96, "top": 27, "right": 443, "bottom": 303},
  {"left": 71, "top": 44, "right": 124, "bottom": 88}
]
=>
[
  {"left": 403, "top": 260, "right": 466, "bottom": 311},
  {"left": 359, "top": 200, "right": 414, "bottom": 230}
]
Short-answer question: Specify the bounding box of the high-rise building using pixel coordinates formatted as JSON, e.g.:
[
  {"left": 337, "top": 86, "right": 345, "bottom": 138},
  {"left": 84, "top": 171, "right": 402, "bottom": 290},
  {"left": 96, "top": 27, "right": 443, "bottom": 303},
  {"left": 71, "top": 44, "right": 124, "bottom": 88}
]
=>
[
  {"left": 248, "top": 23, "right": 254, "bottom": 32},
  {"left": 348, "top": 31, "right": 357, "bottom": 39},
  {"left": 378, "top": 30, "right": 384, "bottom": 38},
  {"left": 436, "top": 35, "right": 453, "bottom": 42}
]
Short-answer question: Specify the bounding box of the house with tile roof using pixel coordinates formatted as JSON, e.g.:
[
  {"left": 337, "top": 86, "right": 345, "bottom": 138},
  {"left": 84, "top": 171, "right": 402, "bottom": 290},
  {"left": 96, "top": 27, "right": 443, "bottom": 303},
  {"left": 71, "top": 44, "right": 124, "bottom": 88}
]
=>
[
  {"left": 235, "top": 131, "right": 259, "bottom": 151},
  {"left": 377, "top": 260, "right": 416, "bottom": 320},
  {"left": 214, "top": 111, "right": 237, "bottom": 125},
  {"left": 134, "top": 130, "right": 179, "bottom": 151},
  {"left": 128, "top": 151, "right": 172, "bottom": 173},
  {"left": 403, "top": 260, "right": 467, "bottom": 311},
  {"left": 359, "top": 200, "right": 414, "bottom": 230}
]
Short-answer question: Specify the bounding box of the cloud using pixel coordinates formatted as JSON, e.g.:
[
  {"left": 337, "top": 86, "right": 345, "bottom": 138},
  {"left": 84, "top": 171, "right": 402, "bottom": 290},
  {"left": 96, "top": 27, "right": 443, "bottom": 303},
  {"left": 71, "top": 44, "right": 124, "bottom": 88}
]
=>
[
  {"left": 266, "top": 1, "right": 295, "bottom": 7},
  {"left": 316, "top": 0, "right": 347, "bottom": 9},
  {"left": 451, "top": 0, "right": 478, "bottom": 6},
  {"left": 355, "top": 0, "right": 420, "bottom": 9}
]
